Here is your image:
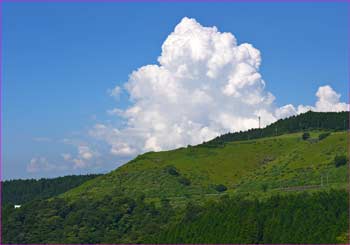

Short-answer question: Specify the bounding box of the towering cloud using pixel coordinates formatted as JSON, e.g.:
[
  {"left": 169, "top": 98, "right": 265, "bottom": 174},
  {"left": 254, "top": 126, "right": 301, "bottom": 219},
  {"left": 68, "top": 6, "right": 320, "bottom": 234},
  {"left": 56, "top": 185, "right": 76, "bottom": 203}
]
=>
[
  {"left": 91, "top": 17, "right": 348, "bottom": 157},
  {"left": 311, "top": 85, "right": 348, "bottom": 112}
]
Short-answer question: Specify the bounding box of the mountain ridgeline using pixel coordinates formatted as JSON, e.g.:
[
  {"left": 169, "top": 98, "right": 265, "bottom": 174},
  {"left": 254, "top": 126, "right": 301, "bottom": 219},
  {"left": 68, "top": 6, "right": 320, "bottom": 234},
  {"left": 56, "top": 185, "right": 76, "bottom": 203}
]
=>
[
  {"left": 205, "top": 111, "right": 348, "bottom": 146},
  {"left": 2, "top": 111, "right": 349, "bottom": 244}
]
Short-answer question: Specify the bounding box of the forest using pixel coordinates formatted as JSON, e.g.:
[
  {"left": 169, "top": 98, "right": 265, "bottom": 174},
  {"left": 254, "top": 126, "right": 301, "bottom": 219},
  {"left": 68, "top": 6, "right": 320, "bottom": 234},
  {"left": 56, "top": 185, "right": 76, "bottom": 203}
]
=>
[
  {"left": 156, "top": 190, "right": 348, "bottom": 243},
  {"left": 2, "top": 174, "right": 101, "bottom": 205},
  {"left": 2, "top": 190, "right": 348, "bottom": 243}
]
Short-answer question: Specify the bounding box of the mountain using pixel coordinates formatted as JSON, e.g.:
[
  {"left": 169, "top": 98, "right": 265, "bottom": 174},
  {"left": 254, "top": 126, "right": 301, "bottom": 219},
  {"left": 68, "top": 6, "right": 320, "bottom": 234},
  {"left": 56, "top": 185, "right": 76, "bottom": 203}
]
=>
[
  {"left": 63, "top": 111, "right": 348, "bottom": 201},
  {"left": 2, "top": 111, "right": 349, "bottom": 243}
]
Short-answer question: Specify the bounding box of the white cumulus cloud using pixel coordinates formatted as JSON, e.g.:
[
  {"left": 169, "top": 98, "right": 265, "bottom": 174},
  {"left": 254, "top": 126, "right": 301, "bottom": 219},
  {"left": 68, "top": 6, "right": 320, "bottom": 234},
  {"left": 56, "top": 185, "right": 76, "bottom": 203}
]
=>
[
  {"left": 61, "top": 153, "right": 72, "bottom": 161},
  {"left": 90, "top": 17, "right": 348, "bottom": 159},
  {"left": 69, "top": 145, "right": 97, "bottom": 169},
  {"left": 27, "top": 157, "right": 63, "bottom": 173},
  {"left": 314, "top": 85, "right": 348, "bottom": 112},
  {"left": 108, "top": 85, "right": 122, "bottom": 99},
  {"left": 61, "top": 139, "right": 99, "bottom": 169},
  {"left": 282, "top": 85, "right": 349, "bottom": 116}
]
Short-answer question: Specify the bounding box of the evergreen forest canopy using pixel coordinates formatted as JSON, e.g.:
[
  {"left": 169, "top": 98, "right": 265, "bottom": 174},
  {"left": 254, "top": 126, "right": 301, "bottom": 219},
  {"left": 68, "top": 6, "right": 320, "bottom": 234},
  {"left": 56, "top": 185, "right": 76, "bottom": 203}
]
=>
[
  {"left": 3, "top": 190, "right": 348, "bottom": 243},
  {"left": 2, "top": 174, "right": 101, "bottom": 205}
]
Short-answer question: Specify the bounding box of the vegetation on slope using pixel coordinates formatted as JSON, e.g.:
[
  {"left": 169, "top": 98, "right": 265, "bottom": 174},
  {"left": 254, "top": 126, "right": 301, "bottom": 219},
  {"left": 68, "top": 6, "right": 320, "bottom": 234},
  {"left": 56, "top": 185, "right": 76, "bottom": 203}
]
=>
[
  {"left": 3, "top": 191, "right": 174, "bottom": 243},
  {"left": 62, "top": 130, "right": 347, "bottom": 202},
  {"left": 155, "top": 190, "right": 348, "bottom": 244},
  {"left": 3, "top": 190, "right": 348, "bottom": 243},
  {"left": 2, "top": 174, "right": 101, "bottom": 205}
]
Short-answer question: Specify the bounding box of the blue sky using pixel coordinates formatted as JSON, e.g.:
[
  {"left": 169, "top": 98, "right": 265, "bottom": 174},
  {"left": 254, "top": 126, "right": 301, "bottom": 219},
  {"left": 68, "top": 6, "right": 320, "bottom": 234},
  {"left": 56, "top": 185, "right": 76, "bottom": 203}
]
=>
[{"left": 3, "top": 2, "right": 348, "bottom": 179}]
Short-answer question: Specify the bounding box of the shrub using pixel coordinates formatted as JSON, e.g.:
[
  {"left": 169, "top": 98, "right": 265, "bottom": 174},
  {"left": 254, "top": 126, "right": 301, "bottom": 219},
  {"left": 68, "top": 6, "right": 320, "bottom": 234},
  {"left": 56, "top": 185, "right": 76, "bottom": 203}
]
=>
[
  {"left": 178, "top": 177, "right": 191, "bottom": 186},
  {"left": 165, "top": 166, "right": 179, "bottom": 176},
  {"left": 214, "top": 184, "right": 227, "bottom": 193},
  {"left": 261, "top": 183, "right": 268, "bottom": 192},
  {"left": 334, "top": 155, "right": 347, "bottom": 168},
  {"left": 319, "top": 132, "right": 331, "bottom": 141},
  {"left": 302, "top": 132, "right": 310, "bottom": 140}
]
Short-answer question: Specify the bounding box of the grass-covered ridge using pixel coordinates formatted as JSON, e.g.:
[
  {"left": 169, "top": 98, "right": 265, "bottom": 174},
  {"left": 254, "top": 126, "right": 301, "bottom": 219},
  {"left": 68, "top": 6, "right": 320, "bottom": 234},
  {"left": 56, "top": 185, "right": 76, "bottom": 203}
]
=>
[{"left": 63, "top": 130, "right": 347, "bottom": 202}]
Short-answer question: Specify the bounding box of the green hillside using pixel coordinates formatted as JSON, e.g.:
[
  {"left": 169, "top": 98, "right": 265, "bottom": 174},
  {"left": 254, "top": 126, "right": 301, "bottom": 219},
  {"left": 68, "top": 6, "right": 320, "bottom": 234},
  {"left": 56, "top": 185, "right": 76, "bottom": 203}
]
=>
[
  {"left": 3, "top": 111, "right": 349, "bottom": 243},
  {"left": 63, "top": 130, "right": 347, "bottom": 203}
]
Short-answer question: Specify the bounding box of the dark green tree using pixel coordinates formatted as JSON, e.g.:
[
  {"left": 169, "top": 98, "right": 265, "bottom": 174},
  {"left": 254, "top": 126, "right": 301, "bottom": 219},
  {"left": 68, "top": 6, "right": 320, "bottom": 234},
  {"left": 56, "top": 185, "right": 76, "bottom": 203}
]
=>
[{"left": 302, "top": 132, "right": 310, "bottom": 140}]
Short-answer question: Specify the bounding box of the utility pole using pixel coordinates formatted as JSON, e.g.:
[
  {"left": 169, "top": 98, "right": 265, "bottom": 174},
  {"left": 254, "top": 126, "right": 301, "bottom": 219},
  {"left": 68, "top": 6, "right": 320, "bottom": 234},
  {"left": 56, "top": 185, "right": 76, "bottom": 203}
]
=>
[{"left": 258, "top": 116, "right": 261, "bottom": 129}]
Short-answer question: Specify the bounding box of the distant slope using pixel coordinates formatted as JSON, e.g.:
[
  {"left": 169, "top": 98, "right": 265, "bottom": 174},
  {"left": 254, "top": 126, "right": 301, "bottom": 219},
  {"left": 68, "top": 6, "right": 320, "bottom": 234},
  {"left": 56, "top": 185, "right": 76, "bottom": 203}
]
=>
[
  {"left": 206, "top": 111, "right": 348, "bottom": 146},
  {"left": 2, "top": 174, "right": 101, "bottom": 206}
]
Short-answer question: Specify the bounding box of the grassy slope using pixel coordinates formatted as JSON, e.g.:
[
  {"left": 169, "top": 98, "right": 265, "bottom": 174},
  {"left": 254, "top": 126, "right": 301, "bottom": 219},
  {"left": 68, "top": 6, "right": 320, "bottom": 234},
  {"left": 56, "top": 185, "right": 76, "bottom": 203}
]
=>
[{"left": 63, "top": 130, "right": 347, "bottom": 203}]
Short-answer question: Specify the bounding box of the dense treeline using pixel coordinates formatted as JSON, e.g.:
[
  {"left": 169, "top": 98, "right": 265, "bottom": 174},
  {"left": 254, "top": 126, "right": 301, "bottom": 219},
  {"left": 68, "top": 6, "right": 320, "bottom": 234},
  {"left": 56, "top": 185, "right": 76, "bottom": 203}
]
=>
[
  {"left": 2, "top": 174, "right": 101, "bottom": 205},
  {"left": 205, "top": 111, "right": 348, "bottom": 146},
  {"left": 2, "top": 192, "right": 174, "bottom": 243},
  {"left": 3, "top": 190, "right": 348, "bottom": 243},
  {"left": 154, "top": 190, "right": 348, "bottom": 244}
]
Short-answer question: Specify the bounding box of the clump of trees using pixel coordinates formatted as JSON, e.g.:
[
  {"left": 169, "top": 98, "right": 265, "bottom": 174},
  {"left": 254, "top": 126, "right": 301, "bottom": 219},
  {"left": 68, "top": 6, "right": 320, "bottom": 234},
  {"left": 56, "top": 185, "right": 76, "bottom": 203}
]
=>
[
  {"left": 319, "top": 132, "right": 331, "bottom": 140},
  {"left": 302, "top": 132, "right": 310, "bottom": 140},
  {"left": 165, "top": 166, "right": 179, "bottom": 176},
  {"left": 261, "top": 183, "right": 268, "bottom": 192},
  {"left": 178, "top": 177, "right": 191, "bottom": 186},
  {"left": 163, "top": 166, "right": 191, "bottom": 186},
  {"left": 214, "top": 184, "right": 227, "bottom": 192},
  {"left": 334, "top": 155, "right": 347, "bottom": 168}
]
